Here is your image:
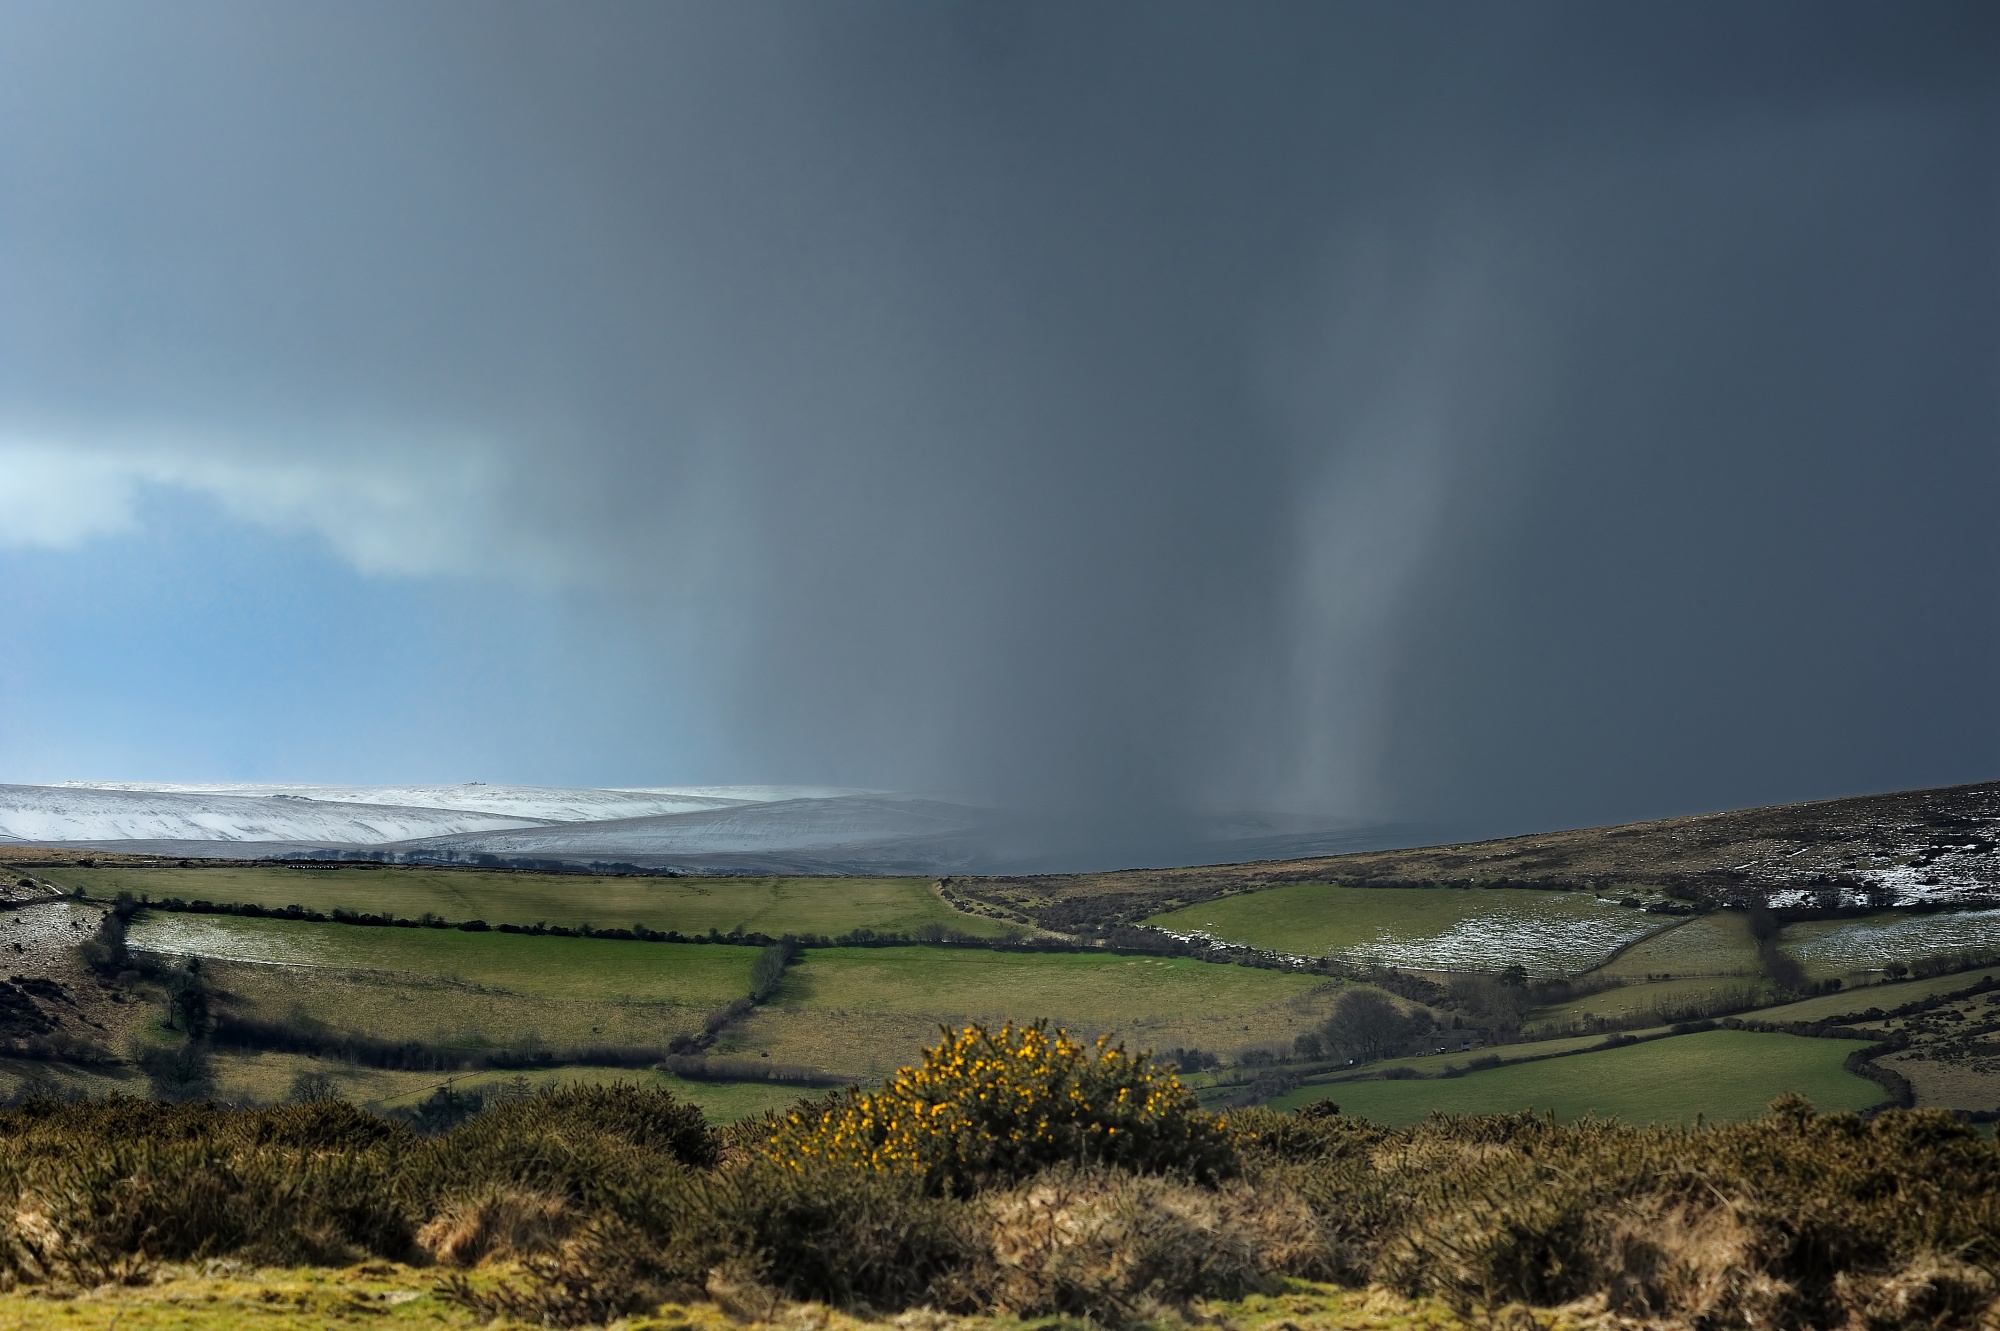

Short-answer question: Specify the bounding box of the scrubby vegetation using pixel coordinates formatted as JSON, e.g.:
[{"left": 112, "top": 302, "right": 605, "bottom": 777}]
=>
[{"left": 0, "top": 1023, "right": 1994, "bottom": 1329}]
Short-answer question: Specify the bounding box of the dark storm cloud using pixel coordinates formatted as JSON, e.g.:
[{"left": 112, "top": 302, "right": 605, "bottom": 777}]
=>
[{"left": 1, "top": 2, "right": 1993, "bottom": 854}]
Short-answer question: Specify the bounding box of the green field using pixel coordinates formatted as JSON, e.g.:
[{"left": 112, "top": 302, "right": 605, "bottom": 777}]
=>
[
  {"left": 1272, "top": 1029, "right": 1885, "bottom": 1124},
  {"left": 1747, "top": 965, "right": 2000, "bottom": 1025},
  {"left": 199, "top": 1049, "right": 816, "bottom": 1123},
  {"left": 724, "top": 947, "right": 1337, "bottom": 1079},
  {"left": 1528, "top": 977, "right": 1771, "bottom": 1031},
  {"left": 204, "top": 958, "right": 712, "bottom": 1049},
  {"left": 1145, "top": 884, "right": 1665, "bottom": 976},
  {"left": 1596, "top": 911, "right": 1762, "bottom": 979},
  {"left": 775, "top": 946, "right": 1321, "bottom": 1022},
  {"left": 47, "top": 863, "right": 1017, "bottom": 938},
  {"left": 124, "top": 914, "right": 1334, "bottom": 1079},
  {"left": 127, "top": 911, "right": 759, "bottom": 1005}
]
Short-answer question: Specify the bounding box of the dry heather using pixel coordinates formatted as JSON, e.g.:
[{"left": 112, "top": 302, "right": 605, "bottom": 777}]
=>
[
  {"left": 973, "top": 1167, "right": 1333, "bottom": 1320},
  {"left": 0, "top": 1028, "right": 1995, "bottom": 1329},
  {"left": 415, "top": 1186, "right": 571, "bottom": 1268}
]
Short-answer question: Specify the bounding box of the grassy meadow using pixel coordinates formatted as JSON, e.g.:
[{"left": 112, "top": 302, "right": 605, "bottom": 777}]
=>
[
  {"left": 1144, "top": 883, "right": 1665, "bottom": 975},
  {"left": 1526, "top": 975, "right": 1772, "bottom": 1030},
  {"left": 46, "top": 863, "right": 1019, "bottom": 938},
  {"left": 1749, "top": 964, "right": 2000, "bottom": 1024},
  {"left": 1272, "top": 1028, "right": 1885, "bottom": 1125},
  {"left": 123, "top": 911, "right": 1338, "bottom": 1083},
  {"left": 773, "top": 946, "right": 1322, "bottom": 1022},
  {"left": 735, "top": 946, "right": 1335, "bottom": 1077},
  {"left": 198, "top": 1049, "right": 813, "bottom": 1124},
  {"left": 53, "top": 863, "right": 2000, "bottom": 1129},
  {"left": 202, "top": 958, "right": 712, "bottom": 1049},
  {"left": 128, "top": 912, "right": 760, "bottom": 1004}
]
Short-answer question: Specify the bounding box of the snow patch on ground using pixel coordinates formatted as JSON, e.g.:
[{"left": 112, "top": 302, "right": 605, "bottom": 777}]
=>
[
  {"left": 1339, "top": 909, "right": 1664, "bottom": 977},
  {"left": 1787, "top": 909, "right": 2000, "bottom": 971},
  {"left": 126, "top": 914, "right": 319, "bottom": 967}
]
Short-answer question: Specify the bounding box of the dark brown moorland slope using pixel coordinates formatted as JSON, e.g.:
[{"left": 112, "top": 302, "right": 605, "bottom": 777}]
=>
[{"left": 948, "top": 781, "right": 2000, "bottom": 931}]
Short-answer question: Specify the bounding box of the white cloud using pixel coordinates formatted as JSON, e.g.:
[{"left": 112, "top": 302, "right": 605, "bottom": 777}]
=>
[
  {"left": 0, "top": 429, "right": 578, "bottom": 586},
  {"left": 0, "top": 444, "right": 145, "bottom": 548}
]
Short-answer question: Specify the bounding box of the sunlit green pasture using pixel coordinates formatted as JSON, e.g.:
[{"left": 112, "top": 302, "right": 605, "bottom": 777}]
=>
[
  {"left": 743, "top": 947, "right": 1336, "bottom": 1076},
  {"left": 775, "top": 946, "right": 1321, "bottom": 1022},
  {"left": 1273, "top": 1029, "right": 1884, "bottom": 1125},
  {"left": 1145, "top": 884, "right": 1665, "bottom": 976},
  {"left": 48, "top": 863, "right": 1017, "bottom": 938}
]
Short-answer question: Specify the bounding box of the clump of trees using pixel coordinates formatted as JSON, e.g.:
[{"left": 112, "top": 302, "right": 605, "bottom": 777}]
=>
[{"left": 1293, "top": 989, "right": 1433, "bottom": 1064}]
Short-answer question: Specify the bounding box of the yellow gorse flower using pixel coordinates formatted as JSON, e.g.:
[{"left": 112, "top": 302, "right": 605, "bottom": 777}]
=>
[{"left": 759, "top": 1020, "right": 1234, "bottom": 1194}]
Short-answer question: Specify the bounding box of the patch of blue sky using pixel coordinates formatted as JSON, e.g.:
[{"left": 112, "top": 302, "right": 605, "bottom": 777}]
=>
[{"left": 0, "top": 486, "right": 703, "bottom": 788}]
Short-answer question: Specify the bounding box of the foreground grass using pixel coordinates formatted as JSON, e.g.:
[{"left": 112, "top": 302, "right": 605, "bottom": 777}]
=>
[
  {"left": 0, "top": 1271, "right": 1500, "bottom": 1331},
  {"left": 1143, "top": 885, "right": 1662, "bottom": 975},
  {"left": 0, "top": 1263, "right": 480, "bottom": 1329},
  {"left": 1270, "top": 1028, "right": 1884, "bottom": 1124},
  {"left": 50, "top": 864, "right": 1018, "bottom": 939}
]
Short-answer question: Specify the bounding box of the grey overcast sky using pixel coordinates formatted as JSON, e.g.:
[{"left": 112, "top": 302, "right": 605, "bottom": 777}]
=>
[{"left": 0, "top": 2, "right": 1994, "bottom": 854}]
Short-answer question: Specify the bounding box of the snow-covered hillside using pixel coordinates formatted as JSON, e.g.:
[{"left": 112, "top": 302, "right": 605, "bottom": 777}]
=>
[
  {"left": 389, "top": 795, "right": 991, "bottom": 870},
  {"left": 0, "top": 780, "right": 1394, "bottom": 874},
  {"left": 0, "top": 783, "right": 547, "bottom": 844},
  {"left": 51, "top": 781, "right": 856, "bottom": 825},
  {"left": 0, "top": 781, "right": 875, "bottom": 846}
]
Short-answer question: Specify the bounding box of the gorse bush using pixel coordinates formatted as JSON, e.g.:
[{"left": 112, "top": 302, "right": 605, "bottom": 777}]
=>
[{"left": 755, "top": 1021, "right": 1234, "bottom": 1195}]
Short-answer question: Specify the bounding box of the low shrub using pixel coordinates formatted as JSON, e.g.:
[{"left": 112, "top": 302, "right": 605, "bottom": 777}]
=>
[
  {"left": 753, "top": 1021, "right": 1234, "bottom": 1196},
  {"left": 970, "top": 1166, "right": 1332, "bottom": 1321},
  {"left": 417, "top": 1186, "right": 571, "bottom": 1267},
  {"left": 1335, "top": 1098, "right": 2000, "bottom": 1329},
  {"left": 0, "top": 1100, "right": 419, "bottom": 1282},
  {"left": 0, "top": 1085, "right": 708, "bottom": 1292}
]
